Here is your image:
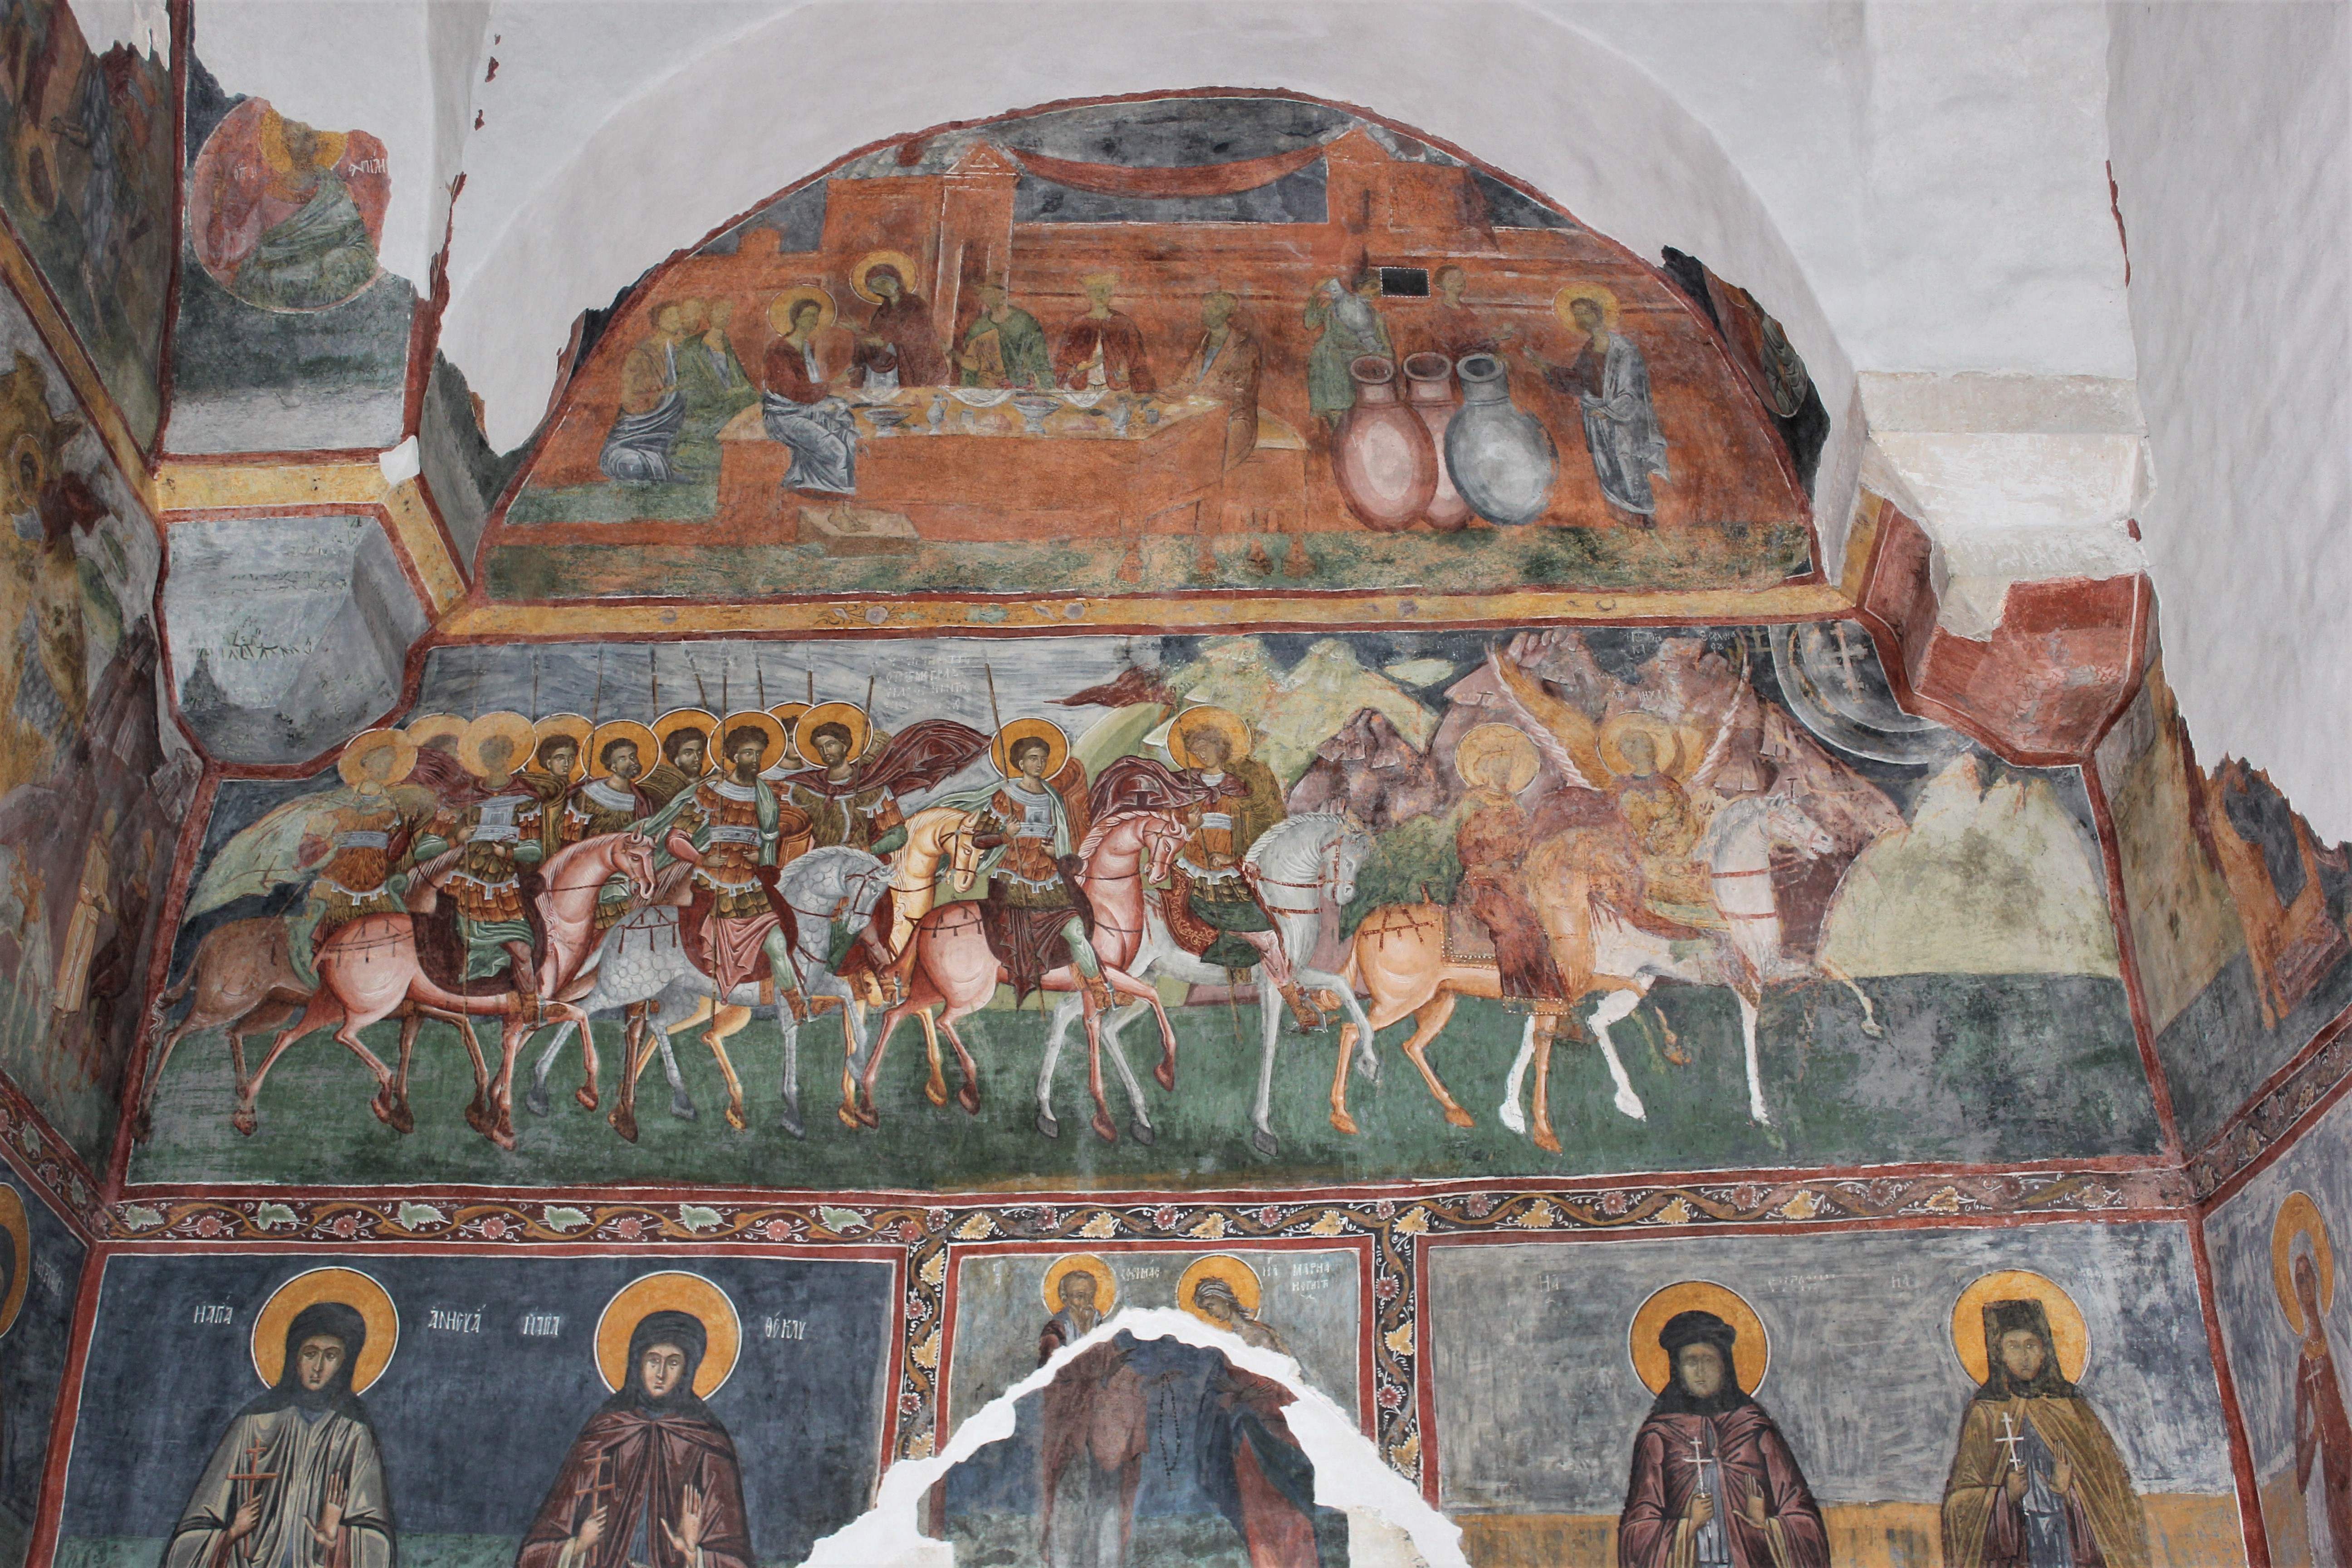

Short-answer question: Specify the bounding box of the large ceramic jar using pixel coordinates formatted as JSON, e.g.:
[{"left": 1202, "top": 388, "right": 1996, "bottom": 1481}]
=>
[
  {"left": 1331, "top": 355, "right": 1437, "bottom": 532},
  {"left": 1401, "top": 352, "right": 1472, "bottom": 532},
  {"left": 1445, "top": 353, "right": 1556, "bottom": 526}
]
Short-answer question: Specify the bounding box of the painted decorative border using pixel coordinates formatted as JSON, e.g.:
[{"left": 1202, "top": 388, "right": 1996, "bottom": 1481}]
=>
[
  {"left": 0, "top": 1069, "right": 108, "bottom": 1238},
  {"left": 2189, "top": 1003, "right": 2352, "bottom": 1199},
  {"left": 99, "top": 1162, "right": 2189, "bottom": 1483}
]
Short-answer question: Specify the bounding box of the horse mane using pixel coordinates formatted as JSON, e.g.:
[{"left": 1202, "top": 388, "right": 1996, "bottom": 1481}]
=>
[
  {"left": 1243, "top": 809, "right": 1372, "bottom": 877},
  {"left": 1077, "top": 807, "right": 1161, "bottom": 861}
]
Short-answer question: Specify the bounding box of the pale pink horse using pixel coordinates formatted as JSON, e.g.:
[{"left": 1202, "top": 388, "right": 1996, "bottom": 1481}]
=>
[
  {"left": 241, "top": 833, "right": 657, "bottom": 1149},
  {"left": 848, "top": 807, "right": 1191, "bottom": 1143}
]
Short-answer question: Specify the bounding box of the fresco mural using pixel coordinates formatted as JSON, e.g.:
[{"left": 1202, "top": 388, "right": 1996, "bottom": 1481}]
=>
[
  {"left": 0, "top": 0, "right": 174, "bottom": 449},
  {"left": 935, "top": 1322, "right": 1357, "bottom": 1568},
  {"left": 2095, "top": 663, "right": 2352, "bottom": 1152},
  {"left": 946, "top": 1245, "right": 1365, "bottom": 1436},
  {"left": 160, "top": 512, "right": 429, "bottom": 764},
  {"left": 1425, "top": 1224, "right": 2245, "bottom": 1568},
  {"left": 2207, "top": 1091, "right": 2352, "bottom": 1567},
  {"left": 167, "top": 57, "right": 414, "bottom": 455},
  {"left": 52, "top": 1250, "right": 897, "bottom": 1568},
  {"left": 128, "top": 623, "right": 2152, "bottom": 1191},
  {"left": 0, "top": 1172, "right": 84, "bottom": 1568},
  {"left": 487, "top": 96, "right": 1818, "bottom": 602},
  {"left": 0, "top": 283, "right": 194, "bottom": 1170}
]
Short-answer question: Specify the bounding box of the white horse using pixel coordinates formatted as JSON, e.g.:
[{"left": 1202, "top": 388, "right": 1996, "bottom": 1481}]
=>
[
  {"left": 525, "top": 845, "right": 893, "bottom": 1138},
  {"left": 1038, "top": 811, "right": 1379, "bottom": 1156},
  {"left": 1499, "top": 791, "right": 1883, "bottom": 1137}
]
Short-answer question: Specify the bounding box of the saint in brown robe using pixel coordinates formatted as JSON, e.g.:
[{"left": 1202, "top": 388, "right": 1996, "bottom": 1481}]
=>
[{"left": 519, "top": 1311, "right": 753, "bottom": 1568}]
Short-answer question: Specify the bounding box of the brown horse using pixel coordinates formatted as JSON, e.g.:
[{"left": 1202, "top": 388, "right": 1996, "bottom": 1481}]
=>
[{"left": 142, "top": 833, "right": 657, "bottom": 1148}]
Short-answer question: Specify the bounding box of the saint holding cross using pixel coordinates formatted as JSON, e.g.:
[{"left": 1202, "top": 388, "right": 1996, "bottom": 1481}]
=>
[
  {"left": 1616, "top": 1285, "right": 1828, "bottom": 1568},
  {"left": 165, "top": 1270, "right": 396, "bottom": 1568}
]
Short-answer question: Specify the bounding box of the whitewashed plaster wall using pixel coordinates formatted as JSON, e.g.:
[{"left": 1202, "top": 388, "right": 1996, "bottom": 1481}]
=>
[{"left": 2109, "top": 0, "right": 2352, "bottom": 838}]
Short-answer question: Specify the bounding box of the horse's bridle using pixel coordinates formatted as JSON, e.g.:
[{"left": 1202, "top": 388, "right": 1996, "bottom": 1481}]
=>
[{"left": 1250, "top": 828, "right": 1362, "bottom": 915}]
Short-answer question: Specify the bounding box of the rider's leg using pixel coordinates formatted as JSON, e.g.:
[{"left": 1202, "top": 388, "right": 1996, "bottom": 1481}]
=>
[
  {"left": 1059, "top": 916, "right": 1114, "bottom": 1010},
  {"left": 287, "top": 893, "right": 328, "bottom": 989},
  {"left": 760, "top": 927, "right": 809, "bottom": 1021},
  {"left": 503, "top": 939, "right": 540, "bottom": 1002}
]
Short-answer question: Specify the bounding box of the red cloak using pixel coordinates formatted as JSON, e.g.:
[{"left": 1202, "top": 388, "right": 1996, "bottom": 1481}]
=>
[
  {"left": 1619, "top": 1406, "right": 1830, "bottom": 1568},
  {"left": 518, "top": 1405, "right": 754, "bottom": 1568}
]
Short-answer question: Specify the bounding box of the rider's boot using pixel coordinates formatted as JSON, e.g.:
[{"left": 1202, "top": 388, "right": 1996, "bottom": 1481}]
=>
[{"left": 1279, "top": 980, "right": 1327, "bottom": 1032}]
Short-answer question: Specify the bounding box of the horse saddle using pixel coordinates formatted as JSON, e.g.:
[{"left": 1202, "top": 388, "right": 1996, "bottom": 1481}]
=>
[{"left": 677, "top": 868, "right": 799, "bottom": 990}]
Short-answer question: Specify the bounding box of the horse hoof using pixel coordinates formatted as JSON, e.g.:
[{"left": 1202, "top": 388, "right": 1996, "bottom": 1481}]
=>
[
  {"left": 1534, "top": 1127, "right": 1562, "bottom": 1154},
  {"left": 390, "top": 1097, "right": 415, "bottom": 1136},
  {"left": 370, "top": 1089, "right": 394, "bottom": 1127},
  {"left": 1036, "top": 1112, "right": 1060, "bottom": 1140},
  {"left": 778, "top": 1102, "right": 806, "bottom": 1140},
  {"left": 1444, "top": 1107, "right": 1477, "bottom": 1130},
  {"left": 1613, "top": 1091, "right": 1648, "bottom": 1122},
  {"left": 524, "top": 1085, "right": 551, "bottom": 1117},
  {"left": 1330, "top": 1111, "right": 1359, "bottom": 1137},
  {"left": 465, "top": 1100, "right": 491, "bottom": 1137},
  {"left": 1154, "top": 1059, "right": 1176, "bottom": 1093},
  {"left": 1860, "top": 1023, "right": 1885, "bottom": 1040},
  {"left": 1129, "top": 1118, "right": 1155, "bottom": 1147},
  {"left": 1090, "top": 1112, "right": 1119, "bottom": 1145},
  {"left": 1662, "top": 1044, "right": 1694, "bottom": 1067},
  {"left": 923, "top": 1078, "right": 949, "bottom": 1109},
  {"left": 232, "top": 1108, "right": 258, "bottom": 1138},
  {"left": 575, "top": 1084, "right": 599, "bottom": 1112},
  {"left": 725, "top": 1102, "right": 748, "bottom": 1133},
  {"left": 670, "top": 1093, "right": 698, "bottom": 1122},
  {"left": 957, "top": 1081, "right": 982, "bottom": 1117},
  {"left": 609, "top": 1107, "right": 640, "bottom": 1144},
  {"left": 1250, "top": 1128, "right": 1279, "bottom": 1159},
  {"left": 131, "top": 1109, "right": 153, "bottom": 1143}
]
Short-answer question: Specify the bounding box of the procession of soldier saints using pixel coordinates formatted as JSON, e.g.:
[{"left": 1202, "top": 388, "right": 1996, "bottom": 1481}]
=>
[{"left": 157, "top": 623, "right": 1959, "bottom": 1157}]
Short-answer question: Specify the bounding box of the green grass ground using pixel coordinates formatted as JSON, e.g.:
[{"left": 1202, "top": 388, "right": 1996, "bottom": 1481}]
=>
[
  {"left": 482, "top": 519, "right": 1813, "bottom": 599},
  {"left": 127, "top": 975, "right": 2158, "bottom": 1191}
]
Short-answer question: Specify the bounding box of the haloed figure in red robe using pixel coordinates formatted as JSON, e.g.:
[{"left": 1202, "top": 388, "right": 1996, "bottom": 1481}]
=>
[
  {"left": 1619, "top": 1311, "right": 1830, "bottom": 1568},
  {"left": 519, "top": 1311, "right": 753, "bottom": 1568}
]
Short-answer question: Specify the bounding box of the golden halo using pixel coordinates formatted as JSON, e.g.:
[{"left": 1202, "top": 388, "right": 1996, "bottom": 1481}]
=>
[
  {"left": 796, "top": 702, "right": 874, "bottom": 769},
  {"left": 595, "top": 1272, "right": 742, "bottom": 1399},
  {"left": 1168, "top": 707, "right": 1253, "bottom": 769},
  {"left": 458, "top": 711, "right": 539, "bottom": 780},
  {"left": 2275, "top": 1191, "right": 2337, "bottom": 1337},
  {"left": 718, "top": 710, "right": 789, "bottom": 774},
  {"left": 849, "top": 250, "right": 922, "bottom": 306},
  {"left": 1629, "top": 1280, "right": 1769, "bottom": 1396},
  {"left": 0, "top": 1186, "right": 28, "bottom": 1338},
  {"left": 1598, "top": 711, "right": 1688, "bottom": 781},
  {"left": 533, "top": 713, "right": 594, "bottom": 781},
  {"left": 652, "top": 708, "right": 720, "bottom": 769},
  {"left": 1554, "top": 284, "right": 1622, "bottom": 332},
  {"left": 1042, "top": 1253, "right": 1118, "bottom": 1316},
  {"left": 1179, "top": 1255, "right": 1264, "bottom": 1324},
  {"left": 404, "top": 712, "right": 466, "bottom": 753},
  {"left": 769, "top": 701, "right": 812, "bottom": 737},
  {"left": 587, "top": 719, "right": 658, "bottom": 781},
  {"left": 338, "top": 727, "right": 417, "bottom": 789},
  {"left": 991, "top": 718, "right": 1070, "bottom": 780},
  {"left": 767, "top": 286, "right": 838, "bottom": 336},
  {"left": 1454, "top": 723, "right": 1539, "bottom": 795},
  {"left": 1951, "top": 1269, "right": 2089, "bottom": 1386},
  {"left": 251, "top": 1267, "right": 399, "bottom": 1394}
]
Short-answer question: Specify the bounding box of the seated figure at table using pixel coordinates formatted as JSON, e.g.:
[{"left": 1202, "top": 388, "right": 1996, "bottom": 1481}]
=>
[
  {"left": 599, "top": 301, "right": 688, "bottom": 482},
  {"left": 760, "top": 289, "right": 859, "bottom": 497},
  {"left": 1055, "top": 271, "right": 1156, "bottom": 393},
  {"left": 855, "top": 260, "right": 948, "bottom": 387},
  {"left": 959, "top": 283, "right": 1053, "bottom": 388}
]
